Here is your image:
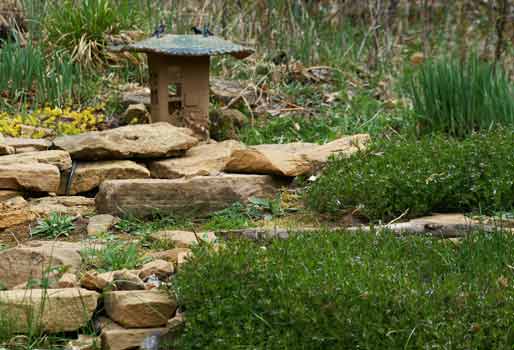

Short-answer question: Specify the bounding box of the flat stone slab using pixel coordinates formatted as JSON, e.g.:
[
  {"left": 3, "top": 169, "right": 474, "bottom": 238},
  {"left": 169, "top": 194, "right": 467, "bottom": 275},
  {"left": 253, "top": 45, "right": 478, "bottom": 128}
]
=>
[
  {"left": 101, "top": 326, "right": 170, "bottom": 350},
  {"left": 0, "top": 288, "right": 99, "bottom": 333},
  {"left": 149, "top": 140, "right": 244, "bottom": 179},
  {"left": 0, "top": 150, "right": 72, "bottom": 171},
  {"left": 66, "top": 160, "right": 150, "bottom": 194},
  {"left": 104, "top": 290, "right": 176, "bottom": 328},
  {"left": 87, "top": 214, "right": 117, "bottom": 236},
  {"left": 96, "top": 174, "right": 284, "bottom": 217},
  {"left": 0, "top": 163, "right": 60, "bottom": 192},
  {"left": 53, "top": 123, "right": 198, "bottom": 160},
  {"left": 29, "top": 196, "right": 95, "bottom": 217},
  {"left": 225, "top": 134, "right": 370, "bottom": 177},
  {"left": 4, "top": 136, "right": 52, "bottom": 153}
]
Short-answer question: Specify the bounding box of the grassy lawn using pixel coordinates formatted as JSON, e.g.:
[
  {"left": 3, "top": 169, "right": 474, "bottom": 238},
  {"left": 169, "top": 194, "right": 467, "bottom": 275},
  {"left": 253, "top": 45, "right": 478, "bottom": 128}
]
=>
[{"left": 172, "top": 230, "right": 514, "bottom": 349}]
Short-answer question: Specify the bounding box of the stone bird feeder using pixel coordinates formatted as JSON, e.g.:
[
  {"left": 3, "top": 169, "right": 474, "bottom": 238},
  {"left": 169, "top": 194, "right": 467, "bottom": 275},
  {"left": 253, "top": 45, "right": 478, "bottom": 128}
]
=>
[{"left": 115, "top": 34, "right": 254, "bottom": 139}]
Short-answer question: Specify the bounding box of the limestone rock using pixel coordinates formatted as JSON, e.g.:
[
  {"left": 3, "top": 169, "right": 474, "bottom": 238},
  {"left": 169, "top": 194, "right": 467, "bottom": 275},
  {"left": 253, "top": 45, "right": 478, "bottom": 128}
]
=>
[
  {"left": 224, "top": 142, "right": 316, "bottom": 176},
  {"left": 19, "top": 125, "right": 56, "bottom": 139},
  {"left": 81, "top": 270, "right": 144, "bottom": 291},
  {"left": 0, "top": 288, "right": 99, "bottom": 333},
  {"left": 0, "top": 163, "right": 60, "bottom": 192},
  {"left": 0, "top": 241, "right": 84, "bottom": 289},
  {"left": 101, "top": 327, "right": 170, "bottom": 350},
  {"left": 96, "top": 174, "right": 284, "bottom": 217},
  {"left": 0, "top": 150, "right": 72, "bottom": 171},
  {"left": 302, "top": 134, "right": 370, "bottom": 167},
  {"left": 29, "top": 196, "right": 95, "bottom": 217},
  {"left": 138, "top": 260, "right": 174, "bottom": 280},
  {"left": 148, "top": 140, "right": 244, "bottom": 179},
  {"left": 176, "top": 250, "right": 193, "bottom": 269},
  {"left": 66, "top": 160, "right": 150, "bottom": 194},
  {"left": 104, "top": 290, "right": 177, "bottom": 328},
  {"left": 0, "top": 189, "right": 21, "bottom": 201},
  {"left": 53, "top": 123, "right": 198, "bottom": 160},
  {"left": 0, "top": 196, "right": 35, "bottom": 230},
  {"left": 58, "top": 273, "right": 79, "bottom": 288},
  {"left": 87, "top": 214, "right": 117, "bottom": 236},
  {"left": 224, "top": 134, "right": 370, "bottom": 177},
  {"left": 4, "top": 136, "right": 52, "bottom": 153},
  {"left": 147, "top": 248, "right": 192, "bottom": 264},
  {"left": 151, "top": 230, "right": 216, "bottom": 248}
]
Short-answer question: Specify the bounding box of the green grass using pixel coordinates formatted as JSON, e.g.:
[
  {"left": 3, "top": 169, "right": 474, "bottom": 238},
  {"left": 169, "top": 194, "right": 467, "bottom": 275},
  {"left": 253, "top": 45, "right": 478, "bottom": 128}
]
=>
[
  {"left": 173, "top": 230, "right": 514, "bottom": 349},
  {"left": 408, "top": 54, "right": 514, "bottom": 137},
  {"left": 30, "top": 213, "right": 76, "bottom": 239},
  {"left": 306, "top": 130, "right": 514, "bottom": 221},
  {"left": 81, "top": 241, "right": 145, "bottom": 272},
  {"left": 0, "top": 42, "right": 93, "bottom": 111}
]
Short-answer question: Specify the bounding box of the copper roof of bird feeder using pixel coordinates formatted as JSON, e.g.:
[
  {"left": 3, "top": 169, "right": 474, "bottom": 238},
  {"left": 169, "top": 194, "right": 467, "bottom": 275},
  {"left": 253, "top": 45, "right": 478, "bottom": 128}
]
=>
[{"left": 114, "top": 34, "right": 254, "bottom": 59}]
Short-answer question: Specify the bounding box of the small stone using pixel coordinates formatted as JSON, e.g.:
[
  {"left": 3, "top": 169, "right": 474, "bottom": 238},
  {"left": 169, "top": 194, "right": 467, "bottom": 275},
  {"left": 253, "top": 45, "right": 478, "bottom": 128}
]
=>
[
  {"left": 176, "top": 250, "right": 193, "bottom": 270},
  {"left": 122, "top": 103, "right": 149, "bottom": 124},
  {"left": 19, "top": 125, "right": 56, "bottom": 139},
  {"left": 139, "top": 259, "right": 174, "bottom": 280},
  {"left": 151, "top": 230, "right": 198, "bottom": 248},
  {"left": 58, "top": 273, "right": 79, "bottom": 288},
  {"left": 65, "top": 335, "right": 100, "bottom": 350},
  {"left": 87, "top": 214, "right": 117, "bottom": 236},
  {"left": 81, "top": 270, "right": 145, "bottom": 291},
  {"left": 104, "top": 290, "right": 177, "bottom": 328}
]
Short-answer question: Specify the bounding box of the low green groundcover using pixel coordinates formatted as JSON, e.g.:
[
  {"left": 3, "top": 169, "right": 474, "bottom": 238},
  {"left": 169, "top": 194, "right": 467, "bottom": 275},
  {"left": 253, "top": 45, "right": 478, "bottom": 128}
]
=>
[
  {"left": 172, "top": 231, "right": 514, "bottom": 349},
  {"left": 306, "top": 130, "right": 514, "bottom": 221}
]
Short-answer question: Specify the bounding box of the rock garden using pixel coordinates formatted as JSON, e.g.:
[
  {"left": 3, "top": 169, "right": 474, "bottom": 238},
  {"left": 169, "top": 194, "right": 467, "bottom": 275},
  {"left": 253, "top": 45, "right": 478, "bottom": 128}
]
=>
[{"left": 1, "top": 1, "right": 514, "bottom": 350}]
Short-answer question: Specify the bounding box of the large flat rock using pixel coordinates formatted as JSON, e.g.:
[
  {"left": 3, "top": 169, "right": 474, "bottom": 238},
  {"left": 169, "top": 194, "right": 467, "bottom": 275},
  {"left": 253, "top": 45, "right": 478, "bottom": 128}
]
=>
[
  {"left": 96, "top": 174, "right": 284, "bottom": 217},
  {"left": 224, "top": 134, "right": 370, "bottom": 177},
  {"left": 66, "top": 160, "right": 150, "bottom": 194},
  {"left": 0, "top": 150, "right": 72, "bottom": 171},
  {"left": 0, "top": 288, "right": 99, "bottom": 333},
  {"left": 148, "top": 140, "right": 244, "bottom": 179},
  {"left": 104, "top": 290, "right": 176, "bottom": 328},
  {"left": 101, "top": 327, "right": 170, "bottom": 350},
  {"left": 53, "top": 123, "right": 198, "bottom": 160},
  {"left": 0, "top": 163, "right": 60, "bottom": 192},
  {"left": 0, "top": 241, "right": 84, "bottom": 289}
]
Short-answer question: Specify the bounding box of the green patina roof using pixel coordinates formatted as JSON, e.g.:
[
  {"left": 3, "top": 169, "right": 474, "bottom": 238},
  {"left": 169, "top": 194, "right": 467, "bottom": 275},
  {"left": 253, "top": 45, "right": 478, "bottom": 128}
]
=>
[{"left": 112, "top": 34, "right": 254, "bottom": 59}]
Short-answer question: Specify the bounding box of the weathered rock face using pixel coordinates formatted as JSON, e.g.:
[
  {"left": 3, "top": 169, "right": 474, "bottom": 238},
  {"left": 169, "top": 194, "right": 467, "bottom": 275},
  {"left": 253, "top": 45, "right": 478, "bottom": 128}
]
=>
[
  {"left": 224, "top": 134, "right": 370, "bottom": 177},
  {"left": 104, "top": 290, "right": 177, "bottom": 328},
  {"left": 0, "top": 196, "right": 35, "bottom": 230},
  {"left": 0, "top": 241, "right": 83, "bottom": 289},
  {"left": 66, "top": 160, "right": 150, "bottom": 194},
  {"left": 53, "top": 123, "right": 198, "bottom": 160},
  {"left": 224, "top": 142, "right": 315, "bottom": 176},
  {"left": 0, "top": 288, "right": 99, "bottom": 333},
  {"left": 29, "top": 196, "right": 95, "bottom": 217},
  {"left": 87, "top": 214, "right": 117, "bottom": 236},
  {"left": 148, "top": 140, "right": 244, "bottom": 179},
  {"left": 3, "top": 136, "right": 52, "bottom": 153},
  {"left": 0, "top": 150, "right": 72, "bottom": 171},
  {"left": 58, "top": 273, "right": 80, "bottom": 288},
  {"left": 101, "top": 327, "right": 170, "bottom": 350},
  {"left": 96, "top": 175, "right": 284, "bottom": 217},
  {"left": 0, "top": 189, "right": 21, "bottom": 201},
  {"left": 0, "top": 163, "right": 60, "bottom": 192}
]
